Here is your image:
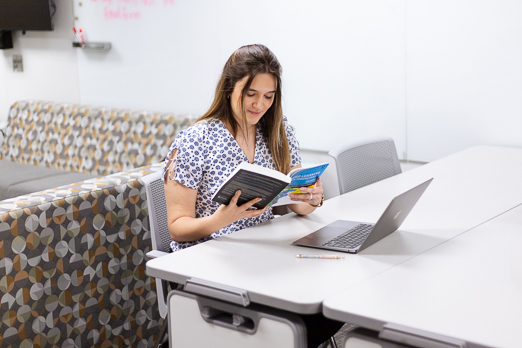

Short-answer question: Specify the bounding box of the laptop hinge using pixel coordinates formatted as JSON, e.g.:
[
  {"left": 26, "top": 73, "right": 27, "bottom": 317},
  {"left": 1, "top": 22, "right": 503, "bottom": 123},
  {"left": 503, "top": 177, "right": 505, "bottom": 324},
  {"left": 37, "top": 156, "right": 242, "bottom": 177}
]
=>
[
  {"left": 184, "top": 278, "right": 250, "bottom": 307},
  {"left": 380, "top": 323, "right": 467, "bottom": 348}
]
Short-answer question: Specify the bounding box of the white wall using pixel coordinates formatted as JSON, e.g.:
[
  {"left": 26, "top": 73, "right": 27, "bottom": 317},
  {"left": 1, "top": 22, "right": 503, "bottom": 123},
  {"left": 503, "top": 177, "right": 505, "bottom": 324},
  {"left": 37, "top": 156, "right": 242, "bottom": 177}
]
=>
[
  {"left": 0, "top": 0, "right": 80, "bottom": 124},
  {"left": 406, "top": 1, "right": 522, "bottom": 161},
  {"left": 2, "top": 1, "right": 521, "bottom": 162},
  {"left": 72, "top": 0, "right": 407, "bottom": 157}
]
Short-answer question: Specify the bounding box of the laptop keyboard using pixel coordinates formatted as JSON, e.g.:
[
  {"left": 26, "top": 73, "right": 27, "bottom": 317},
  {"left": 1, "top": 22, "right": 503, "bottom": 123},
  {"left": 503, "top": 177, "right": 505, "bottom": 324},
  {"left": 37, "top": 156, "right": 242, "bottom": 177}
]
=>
[{"left": 322, "top": 223, "right": 374, "bottom": 249}]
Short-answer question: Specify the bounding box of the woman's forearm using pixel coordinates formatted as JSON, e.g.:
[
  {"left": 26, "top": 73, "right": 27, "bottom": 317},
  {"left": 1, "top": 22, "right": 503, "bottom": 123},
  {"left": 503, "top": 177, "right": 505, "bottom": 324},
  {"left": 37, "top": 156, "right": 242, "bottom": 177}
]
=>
[
  {"left": 168, "top": 192, "right": 267, "bottom": 242},
  {"left": 168, "top": 214, "right": 225, "bottom": 242},
  {"left": 288, "top": 202, "right": 316, "bottom": 216}
]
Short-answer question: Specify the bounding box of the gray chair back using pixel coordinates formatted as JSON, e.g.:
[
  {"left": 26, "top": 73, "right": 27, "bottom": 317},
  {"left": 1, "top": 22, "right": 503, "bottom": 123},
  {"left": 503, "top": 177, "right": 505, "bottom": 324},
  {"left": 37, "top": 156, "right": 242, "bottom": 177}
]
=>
[
  {"left": 142, "top": 170, "right": 171, "bottom": 319},
  {"left": 328, "top": 137, "right": 402, "bottom": 195}
]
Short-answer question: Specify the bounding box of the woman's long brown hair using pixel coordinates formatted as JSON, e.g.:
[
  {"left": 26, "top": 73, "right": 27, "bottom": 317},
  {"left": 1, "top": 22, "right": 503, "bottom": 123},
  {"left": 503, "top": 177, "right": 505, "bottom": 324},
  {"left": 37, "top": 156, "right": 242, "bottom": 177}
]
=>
[{"left": 196, "top": 44, "right": 291, "bottom": 174}]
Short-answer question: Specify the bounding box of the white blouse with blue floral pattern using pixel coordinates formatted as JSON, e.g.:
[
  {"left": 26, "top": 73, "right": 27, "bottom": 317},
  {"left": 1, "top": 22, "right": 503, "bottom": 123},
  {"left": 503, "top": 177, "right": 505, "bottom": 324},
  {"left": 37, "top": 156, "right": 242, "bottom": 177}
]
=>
[{"left": 163, "top": 116, "right": 301, "bottom": 252}]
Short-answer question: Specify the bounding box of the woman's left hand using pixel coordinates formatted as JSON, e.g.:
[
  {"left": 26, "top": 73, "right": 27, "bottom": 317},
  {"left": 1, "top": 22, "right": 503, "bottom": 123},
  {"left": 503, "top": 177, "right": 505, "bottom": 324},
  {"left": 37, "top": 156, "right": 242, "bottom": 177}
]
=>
[{"left": 288, "top": 177, "right": 324, "bottom": 207}]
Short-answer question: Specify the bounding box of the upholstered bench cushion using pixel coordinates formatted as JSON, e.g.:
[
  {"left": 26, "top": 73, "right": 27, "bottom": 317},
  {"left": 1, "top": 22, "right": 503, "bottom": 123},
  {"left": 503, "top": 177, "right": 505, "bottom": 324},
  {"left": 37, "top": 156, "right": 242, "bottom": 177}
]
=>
[{"left": 0, "top": 160, "right": 96, "bottom": 200}]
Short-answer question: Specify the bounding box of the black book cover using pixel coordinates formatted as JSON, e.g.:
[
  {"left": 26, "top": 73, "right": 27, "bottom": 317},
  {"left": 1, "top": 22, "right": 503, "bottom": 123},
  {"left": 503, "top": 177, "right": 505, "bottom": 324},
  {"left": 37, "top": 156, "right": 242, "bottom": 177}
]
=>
[{"left": 212, "top": 169, "right": 290, "bottom": 209}]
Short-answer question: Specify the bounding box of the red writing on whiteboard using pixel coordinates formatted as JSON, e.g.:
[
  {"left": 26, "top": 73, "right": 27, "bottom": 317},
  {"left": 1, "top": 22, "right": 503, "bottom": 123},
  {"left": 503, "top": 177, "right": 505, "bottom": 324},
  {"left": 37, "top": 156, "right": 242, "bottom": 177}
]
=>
[
  {"left": 91, "top": 0, "right": 172, "bottom": 20},
  {"left": 104, "top": 6, "right": 141, "bottom": 19}
]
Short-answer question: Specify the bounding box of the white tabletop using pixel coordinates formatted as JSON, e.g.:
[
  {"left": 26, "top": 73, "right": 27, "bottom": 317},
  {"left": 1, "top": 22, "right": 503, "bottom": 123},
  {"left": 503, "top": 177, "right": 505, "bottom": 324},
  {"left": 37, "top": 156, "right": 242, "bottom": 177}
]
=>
[
  {"left": 323, "top": 203, "right": 522, "bottom": 348},
  {"left": 146, "top": 146, "right": 522, "bottom": 314}
]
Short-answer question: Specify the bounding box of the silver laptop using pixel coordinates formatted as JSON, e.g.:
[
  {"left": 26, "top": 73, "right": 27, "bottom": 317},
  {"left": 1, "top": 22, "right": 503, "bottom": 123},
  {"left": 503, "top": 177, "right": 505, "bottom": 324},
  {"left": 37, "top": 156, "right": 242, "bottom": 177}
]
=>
[{"left": 292, "top": 178, "right": 433, "bottom": 253}]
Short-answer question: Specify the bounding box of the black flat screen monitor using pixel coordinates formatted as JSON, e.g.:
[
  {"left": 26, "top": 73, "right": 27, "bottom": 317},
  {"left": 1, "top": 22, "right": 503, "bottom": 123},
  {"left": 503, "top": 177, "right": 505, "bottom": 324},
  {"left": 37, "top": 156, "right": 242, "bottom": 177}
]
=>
[{"left": 0, "top": 0, "right": 55, "bottom": 31}]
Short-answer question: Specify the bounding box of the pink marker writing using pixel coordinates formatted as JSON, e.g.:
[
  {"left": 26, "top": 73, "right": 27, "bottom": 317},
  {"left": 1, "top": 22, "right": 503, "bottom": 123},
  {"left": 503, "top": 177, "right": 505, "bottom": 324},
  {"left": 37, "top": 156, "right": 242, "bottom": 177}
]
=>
[{"left": 79, "top": 29, "right": 85, "bottom": 46}]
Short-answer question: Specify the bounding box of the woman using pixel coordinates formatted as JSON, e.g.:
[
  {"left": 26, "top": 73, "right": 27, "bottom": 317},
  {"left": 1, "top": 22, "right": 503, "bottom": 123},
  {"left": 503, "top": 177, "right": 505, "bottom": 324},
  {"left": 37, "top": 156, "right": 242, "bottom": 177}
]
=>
[
  {"left": 163, "top": 44, "right": 324, "bottom": 251},
  {"left": 163, "top": 44, "right": 342, "bottom": 347}
]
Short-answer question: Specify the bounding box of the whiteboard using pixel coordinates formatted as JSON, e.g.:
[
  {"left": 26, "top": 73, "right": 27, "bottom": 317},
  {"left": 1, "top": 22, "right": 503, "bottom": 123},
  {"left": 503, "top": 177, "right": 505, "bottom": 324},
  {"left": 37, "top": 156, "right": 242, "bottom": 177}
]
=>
[
  {"left": 406, "top": 0, "right": 522, "bottom": 161},
  {"left": 73, "top": 0, "right": 407, "bottom": 156}
]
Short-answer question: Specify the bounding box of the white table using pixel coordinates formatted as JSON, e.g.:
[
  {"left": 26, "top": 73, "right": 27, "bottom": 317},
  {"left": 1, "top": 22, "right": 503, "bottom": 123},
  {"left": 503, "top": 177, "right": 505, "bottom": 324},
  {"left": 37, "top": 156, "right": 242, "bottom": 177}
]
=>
[
  {"left": 323, "top": 203, "right": 522, "bottom": 348},
  {"left": 146, "top": 146, "right": 522, "bottom": 316}
]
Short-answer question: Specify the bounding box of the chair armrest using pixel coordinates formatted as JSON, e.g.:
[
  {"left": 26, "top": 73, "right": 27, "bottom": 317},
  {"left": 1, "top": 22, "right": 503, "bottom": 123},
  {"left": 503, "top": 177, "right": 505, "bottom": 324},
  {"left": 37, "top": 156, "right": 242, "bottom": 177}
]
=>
[{"left": 146, "top": 250, "right": 170, "bottom": 259}]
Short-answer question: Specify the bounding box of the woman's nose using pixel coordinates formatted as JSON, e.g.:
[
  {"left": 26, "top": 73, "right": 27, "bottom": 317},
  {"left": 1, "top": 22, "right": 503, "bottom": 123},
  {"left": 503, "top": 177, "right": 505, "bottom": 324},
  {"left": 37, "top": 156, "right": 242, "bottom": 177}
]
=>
[{"left": 253, "top": 96, "right": 264, "bottom": 109}]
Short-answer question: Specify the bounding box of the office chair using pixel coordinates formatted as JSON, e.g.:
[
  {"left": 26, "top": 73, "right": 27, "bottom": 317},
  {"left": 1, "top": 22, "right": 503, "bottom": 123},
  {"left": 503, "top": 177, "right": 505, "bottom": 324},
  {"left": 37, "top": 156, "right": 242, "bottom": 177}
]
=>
[
  {"left": 142, "top": 170, "right": 173, "bottom": 348},
  {"left": 328, "top": 137, "right": 402, "bottom": 195}
]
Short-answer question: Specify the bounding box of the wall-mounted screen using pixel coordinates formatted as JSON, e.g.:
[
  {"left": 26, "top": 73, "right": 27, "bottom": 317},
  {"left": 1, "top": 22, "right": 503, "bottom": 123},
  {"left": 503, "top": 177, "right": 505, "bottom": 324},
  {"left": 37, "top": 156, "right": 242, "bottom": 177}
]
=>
[{"left": 0, "top": 0, "right": 55, "bottom": 31}]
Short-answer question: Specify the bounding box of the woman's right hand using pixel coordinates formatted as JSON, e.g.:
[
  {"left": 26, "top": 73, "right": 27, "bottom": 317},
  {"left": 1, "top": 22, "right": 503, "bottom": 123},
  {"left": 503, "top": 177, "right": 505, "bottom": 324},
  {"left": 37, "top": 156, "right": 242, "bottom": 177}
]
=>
[{"left": 212, "top": 190, "right": 268, "bottom": 228}]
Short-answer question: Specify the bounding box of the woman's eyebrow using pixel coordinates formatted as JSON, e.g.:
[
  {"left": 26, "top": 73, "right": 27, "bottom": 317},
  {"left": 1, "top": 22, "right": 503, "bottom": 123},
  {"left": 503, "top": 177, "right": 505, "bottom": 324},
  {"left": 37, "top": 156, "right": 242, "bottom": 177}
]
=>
[{"left": 248, "top": 88, "right": 276, "bottom": 93}]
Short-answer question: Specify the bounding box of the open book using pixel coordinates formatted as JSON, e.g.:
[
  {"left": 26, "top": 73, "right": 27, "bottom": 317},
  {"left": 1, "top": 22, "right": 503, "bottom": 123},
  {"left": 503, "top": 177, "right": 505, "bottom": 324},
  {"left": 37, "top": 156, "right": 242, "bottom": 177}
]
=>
[{"left": 212, "top": 162, "right": 329, "bottom": 209}]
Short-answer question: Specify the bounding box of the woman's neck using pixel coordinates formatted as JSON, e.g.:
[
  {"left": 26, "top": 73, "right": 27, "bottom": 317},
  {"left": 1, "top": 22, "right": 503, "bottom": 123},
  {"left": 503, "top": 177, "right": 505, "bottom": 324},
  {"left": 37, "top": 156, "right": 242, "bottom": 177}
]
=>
[
  {"left": 237, "top": 124, "right": 256, "bottom": 139},
  {"left": 224, "top": 119, "right": 256, "bottom": 138},
  {"left": 225, "top": 119, "right": 257, "bottom": 163}
]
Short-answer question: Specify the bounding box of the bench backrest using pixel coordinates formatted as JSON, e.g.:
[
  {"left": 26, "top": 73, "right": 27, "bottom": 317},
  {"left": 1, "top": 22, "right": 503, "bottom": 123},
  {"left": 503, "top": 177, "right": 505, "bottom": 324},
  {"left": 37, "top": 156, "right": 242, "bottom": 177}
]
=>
[{"left": 0, "top": 100, "right": 195, "bottom": 175}]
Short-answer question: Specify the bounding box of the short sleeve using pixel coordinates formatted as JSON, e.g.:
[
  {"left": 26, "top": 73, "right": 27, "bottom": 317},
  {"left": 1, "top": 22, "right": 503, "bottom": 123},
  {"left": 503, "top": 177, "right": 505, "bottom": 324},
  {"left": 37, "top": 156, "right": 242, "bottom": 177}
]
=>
[
  {"left": 163, "top": 122, "right": 208, "bottom": 190},
  {"left": 284, "top": 116, "right": 302, "bottom": 168}
]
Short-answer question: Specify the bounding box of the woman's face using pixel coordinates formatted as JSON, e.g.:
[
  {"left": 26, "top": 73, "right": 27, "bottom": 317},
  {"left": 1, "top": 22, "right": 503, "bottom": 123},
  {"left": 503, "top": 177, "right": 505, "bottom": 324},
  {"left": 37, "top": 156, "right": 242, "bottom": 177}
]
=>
[{"left": 230, "top": 73, "right": 276, "bottom": 128}]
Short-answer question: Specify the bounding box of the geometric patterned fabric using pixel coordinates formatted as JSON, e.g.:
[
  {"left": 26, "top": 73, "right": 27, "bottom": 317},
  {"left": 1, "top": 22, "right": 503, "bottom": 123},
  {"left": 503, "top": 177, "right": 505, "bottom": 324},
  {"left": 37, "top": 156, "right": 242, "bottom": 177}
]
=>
[
  {"left": 0, "top": 100, "right": 196, "bottom": 175},
  {"left": 0, "top": 100, "right": 196, "bottom": 347},
  {"left": 0, "top": 163, "right": 165, "bottom": 347}
]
